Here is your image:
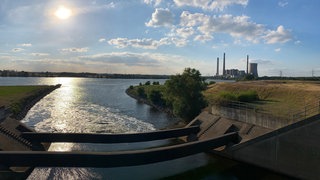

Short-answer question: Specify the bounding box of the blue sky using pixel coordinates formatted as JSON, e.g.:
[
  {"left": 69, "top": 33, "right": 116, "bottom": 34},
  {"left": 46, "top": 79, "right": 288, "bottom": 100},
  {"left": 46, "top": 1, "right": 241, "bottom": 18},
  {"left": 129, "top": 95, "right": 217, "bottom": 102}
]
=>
[{"left": 0, "top": 0, "right": 319, "bottom": 76}]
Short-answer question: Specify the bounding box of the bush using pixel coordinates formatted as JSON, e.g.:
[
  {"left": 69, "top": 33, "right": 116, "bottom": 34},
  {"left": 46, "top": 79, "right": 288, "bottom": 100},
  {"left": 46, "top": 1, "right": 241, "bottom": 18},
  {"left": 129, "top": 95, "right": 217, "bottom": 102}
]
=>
[
  {"left": 137, "top": 87, "right": 146, "bottom": 98},
  {"left": 148, "top": 90, "right": 164, "bottom": 105},
  {"left": 145, "top": 81, "right": 151, "bottom": 85},
  {"left": 216, "top": 90, "right": 259, "bottom": 104},
  {"left": 218, "top": 91, "right": 237, "bottom": 101},
  {"left": 237, "top": 90, "right": 259, "bottom": 102}
]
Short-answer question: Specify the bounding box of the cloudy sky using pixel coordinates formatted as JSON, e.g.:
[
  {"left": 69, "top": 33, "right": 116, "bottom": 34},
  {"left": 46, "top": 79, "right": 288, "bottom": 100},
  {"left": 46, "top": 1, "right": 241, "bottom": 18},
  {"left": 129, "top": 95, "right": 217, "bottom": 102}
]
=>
[{"left": 0, "top": 0, "right": 319, "bottom": 76}]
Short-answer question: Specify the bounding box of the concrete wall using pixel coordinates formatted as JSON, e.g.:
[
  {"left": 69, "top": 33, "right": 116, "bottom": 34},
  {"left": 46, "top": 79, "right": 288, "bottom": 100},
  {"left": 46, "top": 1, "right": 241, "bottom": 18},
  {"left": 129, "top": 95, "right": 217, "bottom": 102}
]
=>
[
  {"left": 211, "top": 105, "right": 290, "bottom": 129},
  {"left": 227, "top": 114, "right": 320, "bottom": 179},
  {"left": 0, "top": 106, "right": 5, "bottom": 121}
]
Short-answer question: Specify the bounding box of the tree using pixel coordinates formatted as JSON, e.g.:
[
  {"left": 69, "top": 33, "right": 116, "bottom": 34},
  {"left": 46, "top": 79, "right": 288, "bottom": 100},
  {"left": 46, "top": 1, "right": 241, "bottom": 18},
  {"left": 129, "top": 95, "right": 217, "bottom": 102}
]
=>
[
  {"left": 137, "top": 87, "right": 146, "bottom": 98},
  {"left": 148, "top": 89, "right": 164, "bottom": 105},
  {"left": 164, "top": 68, "right": 207, "bottom": 121}
]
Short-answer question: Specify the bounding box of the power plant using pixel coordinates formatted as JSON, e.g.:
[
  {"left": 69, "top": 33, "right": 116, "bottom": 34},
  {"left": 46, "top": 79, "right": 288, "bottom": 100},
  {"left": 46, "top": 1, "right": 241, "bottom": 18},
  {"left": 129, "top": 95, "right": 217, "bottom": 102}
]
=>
[
  {"left": 249, "top": 63, "right": 258, "bottom": 77},
  {"left": 215, "top": 53, "right": 258, "bottom": 78}
]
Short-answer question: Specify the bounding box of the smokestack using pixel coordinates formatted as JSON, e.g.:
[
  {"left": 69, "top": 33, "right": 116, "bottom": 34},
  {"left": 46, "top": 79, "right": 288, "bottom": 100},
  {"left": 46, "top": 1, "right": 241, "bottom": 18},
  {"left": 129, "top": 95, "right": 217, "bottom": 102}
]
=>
[
  {"left": 216, "top": 57, "right": 219, "bottom": 76},
  {"left": 223, "top": 53, "right": 226, "bottom": 76},
  {"left": 246, "top": 55, "right": 249, "bottom": 74}
]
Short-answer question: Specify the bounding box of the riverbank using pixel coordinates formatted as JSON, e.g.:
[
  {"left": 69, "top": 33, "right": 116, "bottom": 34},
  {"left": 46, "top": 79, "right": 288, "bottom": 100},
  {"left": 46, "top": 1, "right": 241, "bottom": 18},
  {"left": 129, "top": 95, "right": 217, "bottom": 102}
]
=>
[
  {"left": 0, "top": 84, "right": 61, "bottom": 121},
  {"left": 125, "top": 88, "right": 187, "bottom": 128}
]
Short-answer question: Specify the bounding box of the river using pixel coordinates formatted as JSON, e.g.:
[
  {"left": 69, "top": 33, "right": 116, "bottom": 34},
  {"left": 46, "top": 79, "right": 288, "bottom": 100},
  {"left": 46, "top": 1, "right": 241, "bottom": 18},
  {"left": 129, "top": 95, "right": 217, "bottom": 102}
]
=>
[{"left": 0, "top": 77, "right": 285, "bottom": 179}]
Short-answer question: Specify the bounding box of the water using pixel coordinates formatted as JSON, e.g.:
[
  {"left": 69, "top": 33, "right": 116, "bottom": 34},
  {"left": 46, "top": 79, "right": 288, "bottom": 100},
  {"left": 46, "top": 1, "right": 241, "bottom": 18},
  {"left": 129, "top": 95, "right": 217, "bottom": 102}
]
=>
[
  {"left": 0, "top": 77, "right": 211, "bottom": 179},
  {"left": 0, "top": 77, "right": 286, "bottom": 179}
]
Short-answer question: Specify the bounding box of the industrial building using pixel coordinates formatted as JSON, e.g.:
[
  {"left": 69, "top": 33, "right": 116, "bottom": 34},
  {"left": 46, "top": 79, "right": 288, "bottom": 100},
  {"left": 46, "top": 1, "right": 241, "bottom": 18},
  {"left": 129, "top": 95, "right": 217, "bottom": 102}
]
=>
[
  {"left": 215, "top": 53, "right": 258, "bottom": 78},
  {"left": 249, "top": 63, "right": 258, "bottom": 77}
]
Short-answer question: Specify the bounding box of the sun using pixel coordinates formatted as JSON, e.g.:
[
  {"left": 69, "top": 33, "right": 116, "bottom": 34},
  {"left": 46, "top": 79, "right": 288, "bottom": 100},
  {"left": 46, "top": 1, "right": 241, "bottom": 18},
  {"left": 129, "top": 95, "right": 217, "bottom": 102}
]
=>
[{"left": 54, "top": 5, "right": 72, "bottom": 20}]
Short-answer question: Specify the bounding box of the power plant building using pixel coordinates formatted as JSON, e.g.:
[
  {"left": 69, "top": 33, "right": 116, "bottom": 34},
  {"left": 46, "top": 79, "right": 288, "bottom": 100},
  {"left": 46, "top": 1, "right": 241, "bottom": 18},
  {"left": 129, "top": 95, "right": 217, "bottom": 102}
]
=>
[
  {"left": 214, "top": 53, "right": 257, "bottom": 78},
  {"left": 249, "top": 63, "right": 258, "bottom": 77}
]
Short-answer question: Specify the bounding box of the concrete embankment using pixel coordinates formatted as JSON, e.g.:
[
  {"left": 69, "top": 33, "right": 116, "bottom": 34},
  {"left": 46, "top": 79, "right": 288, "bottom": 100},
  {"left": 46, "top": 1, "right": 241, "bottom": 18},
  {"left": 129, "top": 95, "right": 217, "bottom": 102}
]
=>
[{"left": 188, "top": 110, "right": 320, "bottom": 179}]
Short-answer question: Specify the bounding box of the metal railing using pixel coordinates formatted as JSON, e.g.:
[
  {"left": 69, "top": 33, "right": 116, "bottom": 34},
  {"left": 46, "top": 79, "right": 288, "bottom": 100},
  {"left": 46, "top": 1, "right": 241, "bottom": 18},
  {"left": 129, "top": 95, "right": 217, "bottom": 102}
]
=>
[{"left": 211, "top": 99, "right": 320, "bottom": 129}]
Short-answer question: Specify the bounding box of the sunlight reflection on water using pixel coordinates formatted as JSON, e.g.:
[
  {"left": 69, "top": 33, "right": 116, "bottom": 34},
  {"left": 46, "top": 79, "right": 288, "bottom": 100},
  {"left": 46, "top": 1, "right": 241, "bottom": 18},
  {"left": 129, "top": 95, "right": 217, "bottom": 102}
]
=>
[{"left": 17, "top": 77, "right": 209, "bottom": 180}]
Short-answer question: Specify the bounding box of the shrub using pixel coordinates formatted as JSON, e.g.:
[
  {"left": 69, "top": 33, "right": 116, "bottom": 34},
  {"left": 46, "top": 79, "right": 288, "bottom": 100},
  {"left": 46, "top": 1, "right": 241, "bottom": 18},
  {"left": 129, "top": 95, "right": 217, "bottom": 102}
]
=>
[
  {"left": 137, "top": 87, "right": 146, "bottom": 98},
  {"left": 145, "top": 81, "right": 151, "bottom": 85},
  {"left": 218, "top": 91, "right": 237, "bottom": 101},
  {"left": 237, "top": 90, "right": 259, "bottom": 102},
  {"left": 148, "top": 89, "right": 164, "bottom": 105}
]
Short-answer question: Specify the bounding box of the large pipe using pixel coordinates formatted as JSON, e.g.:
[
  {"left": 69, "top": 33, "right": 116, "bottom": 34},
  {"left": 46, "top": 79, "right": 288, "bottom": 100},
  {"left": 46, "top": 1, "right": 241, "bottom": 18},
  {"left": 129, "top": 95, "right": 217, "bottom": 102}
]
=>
[
  {"left": 21, "top": 126, "right": 200, "bottom": 143},
  {"left": 0, "top": 132, "right": 239, "bottom": 167}
]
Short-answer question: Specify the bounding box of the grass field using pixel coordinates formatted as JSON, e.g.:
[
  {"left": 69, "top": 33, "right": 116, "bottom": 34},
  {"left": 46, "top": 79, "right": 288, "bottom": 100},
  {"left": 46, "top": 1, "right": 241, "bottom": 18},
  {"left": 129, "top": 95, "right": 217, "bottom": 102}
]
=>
[
  {"left": 0, "top": 86, "right": 51, "bottom": 107},
  {"left": 204, "top": 80, "right": 320, "bottom": 117}
]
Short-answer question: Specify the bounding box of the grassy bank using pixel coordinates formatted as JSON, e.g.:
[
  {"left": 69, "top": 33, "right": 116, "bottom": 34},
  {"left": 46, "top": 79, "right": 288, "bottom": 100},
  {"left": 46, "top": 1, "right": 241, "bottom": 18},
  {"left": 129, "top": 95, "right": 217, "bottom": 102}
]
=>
[
  {"left": 204, "top": 80, "right": 320, "bottom": 117},
  {"left": 0, "top": 85, "right": 61, "bottom": 118}
]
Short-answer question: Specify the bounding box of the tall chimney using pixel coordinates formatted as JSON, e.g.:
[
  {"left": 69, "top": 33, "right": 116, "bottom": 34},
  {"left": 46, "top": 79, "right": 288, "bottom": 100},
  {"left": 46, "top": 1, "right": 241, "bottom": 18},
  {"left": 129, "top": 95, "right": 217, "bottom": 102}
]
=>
[
  {"left": 216, "top": 57, "right": 219, "bottom": 76},
  {"left": 246, "top": 55, "right": 249, "bottom": 74},
  {"left": 223, "top": 53, "right": 226, "bottom": 76}
]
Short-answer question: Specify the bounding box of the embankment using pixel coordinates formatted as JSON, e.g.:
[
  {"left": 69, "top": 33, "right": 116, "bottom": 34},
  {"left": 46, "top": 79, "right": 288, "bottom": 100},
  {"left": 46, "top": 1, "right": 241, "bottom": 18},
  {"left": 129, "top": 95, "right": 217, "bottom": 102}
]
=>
[
  {"left": 9, "top": 84, "right": 61, "bottom": 120},
  {"left": 125, "top": 88, "right": 173, "bottom": 115}
]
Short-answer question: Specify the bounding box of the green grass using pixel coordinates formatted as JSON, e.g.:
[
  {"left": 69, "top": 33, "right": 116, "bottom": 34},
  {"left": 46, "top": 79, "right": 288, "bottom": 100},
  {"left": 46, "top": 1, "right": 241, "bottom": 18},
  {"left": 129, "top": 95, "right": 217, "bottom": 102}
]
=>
[
  {"left": 0, "top": 86, "right": 51, "bottom": 107},
  {"left": 204, "top": 80, "right": 320, "bottom": 118}
]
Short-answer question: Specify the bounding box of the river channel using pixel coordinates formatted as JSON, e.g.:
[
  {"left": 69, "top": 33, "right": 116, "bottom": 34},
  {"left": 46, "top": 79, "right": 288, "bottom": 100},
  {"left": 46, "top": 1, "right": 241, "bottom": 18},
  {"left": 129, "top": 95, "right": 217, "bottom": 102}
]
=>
[{"left": 0, "top": 77, "right": 286, "bottom": 179}]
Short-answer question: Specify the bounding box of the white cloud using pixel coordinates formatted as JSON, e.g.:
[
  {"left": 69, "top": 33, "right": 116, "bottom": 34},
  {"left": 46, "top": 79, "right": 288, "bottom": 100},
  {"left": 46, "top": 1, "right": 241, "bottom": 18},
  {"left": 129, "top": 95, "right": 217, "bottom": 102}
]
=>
[
  {"left": 180, "top": 11, "right": 208, "bottom": 27},
  {"left": 294, "top": 40, "right": 301, "bottom": 45},
  {"left": 12, "top": 48, "right": 25, "bottom": 52},
  {"left": 179, "top": 11, "right": 292, "bottom": 44},
  {"left": 264, "top": 25, "right": 292, "bottom": 44},
  {"left": 275, "top": 48, "right": 281, "bottom": 52},
  {"left": 175, "top": 27, "right": 195, "bottom": 38},
  {"left": 30, "top": 53, "right": 50, "bottom": 56},
  {"left": 99, "top": 38, "right": 106, "bottom": 42},
  {"left": 144, "top": 0, "right": 163, "bottom": 6},
  {"left": 173, "top": 0, "right": 248, "bottom": 11},
  {"left": 61, "top": 47, "right": 89, "bottom": 53},
  {"left": 18, "top": 43, "right": 32, "bottom": 47},
  {"left": 146, "top": 8, "right": 174, "bottom": 27},
  {"left": 169, "top": 37, "right": 189, "bottom": 47},
  {"left": 182, "top": 12, "right": 265, "bottom": 43},
  {"left": 108, "top": 37, "right": 171, "bottom": 49},
  {"left": 75, "top": 2, "right": 115, "bottom": 15},
  {"left": 194, "top": 34, "right": 213, "bottom": 42},
  {"left": 278, "top": 1, "right": 288, "bottom": 7},
  {"left": 78, "top": 51, "right": 207, "bottom": 74}
]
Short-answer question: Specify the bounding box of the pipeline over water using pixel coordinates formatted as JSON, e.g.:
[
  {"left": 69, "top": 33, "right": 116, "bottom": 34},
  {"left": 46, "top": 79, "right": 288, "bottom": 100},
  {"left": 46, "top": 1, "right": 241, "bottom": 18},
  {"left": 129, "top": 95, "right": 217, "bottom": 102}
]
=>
[{"left": 0, "top": 132, "right": 238, "bottom": 168}]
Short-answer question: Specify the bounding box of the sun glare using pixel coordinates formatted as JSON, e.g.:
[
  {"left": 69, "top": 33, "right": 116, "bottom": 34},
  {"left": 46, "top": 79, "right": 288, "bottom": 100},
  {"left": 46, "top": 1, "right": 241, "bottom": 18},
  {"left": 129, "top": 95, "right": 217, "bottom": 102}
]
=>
[{"left": 54, "top": 5, "right": 72, "bottom": 20}]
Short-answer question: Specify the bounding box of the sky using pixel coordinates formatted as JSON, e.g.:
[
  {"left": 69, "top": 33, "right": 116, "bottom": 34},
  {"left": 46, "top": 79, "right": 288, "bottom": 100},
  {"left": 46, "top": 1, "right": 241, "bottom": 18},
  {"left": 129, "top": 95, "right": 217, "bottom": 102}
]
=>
[{"left": 0, "top": 0, "right": 320, "bottom": 76}]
